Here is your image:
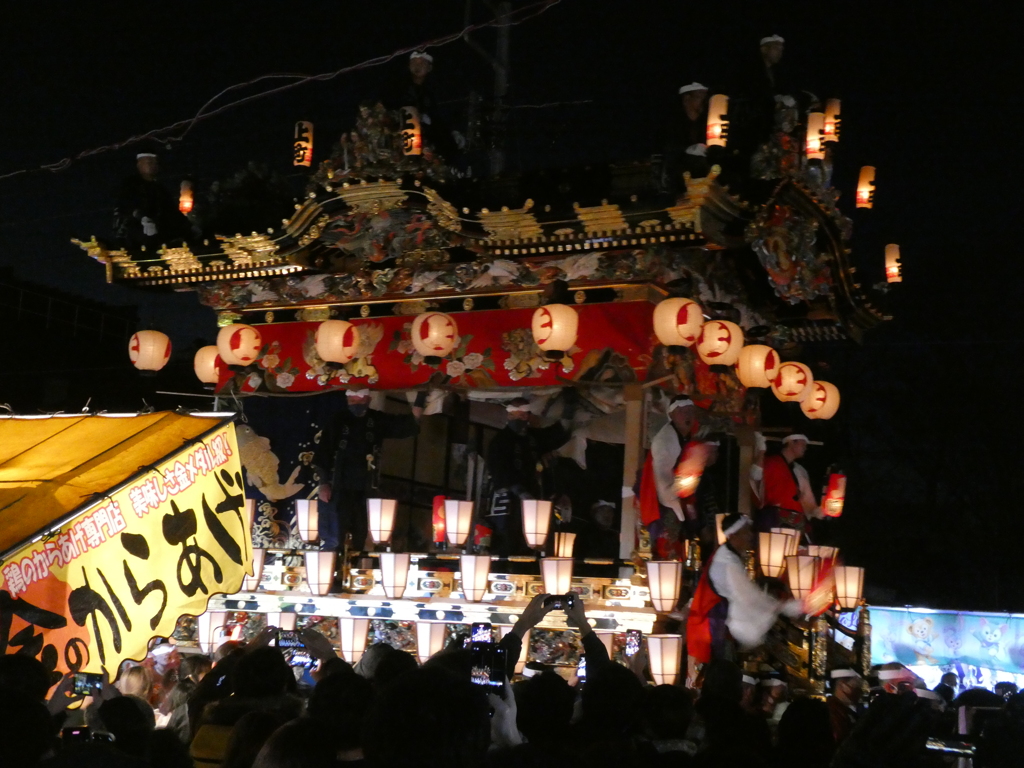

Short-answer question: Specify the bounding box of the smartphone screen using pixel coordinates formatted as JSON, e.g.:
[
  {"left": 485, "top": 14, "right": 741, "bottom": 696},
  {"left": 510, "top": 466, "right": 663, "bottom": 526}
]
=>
[
  {"left": 625, "top": 629, "right": 642, "bottom": 657},
  {"left": 72, "top": 672, "right": 104, "bottom": 696},
  {"left": 577, "top": 654, "right": 587, "bottom": 682},
  {"left": 276, "top": 630, "right": 305, "bottom": 649},
  {"left": 471, "top": 623, "right": 492, "bottom": 643},
  {"left": 470, "top": 642, "right": 494, "bottom": 688},
  {"left": 62, "top": 726, "right": 91, "bottom": 743},
  {"left": 276, "top": 631, "right": 312, "bottom": 667}
]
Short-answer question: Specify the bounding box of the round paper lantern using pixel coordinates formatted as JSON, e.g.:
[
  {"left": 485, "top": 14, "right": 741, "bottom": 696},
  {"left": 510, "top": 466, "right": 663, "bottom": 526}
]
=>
[
  {"left": 217, "top": 324, "right": 263, "bottom": 366},
  {"left": 315, "top": 320, "right": 361, "bottom": 364},
  {"left": 736, "top": 345, "right": 780, "bottom": 388},
  {"left": 800, "top": 381, "right": 840, "bottom": 420},
  {"left": 771, "top": 361, "right": 814, "bottom": 403},
  {"left": 411, "top": 312, "right": 458, "bottom": 359},
  {"left": 193, "top": 346, "right": 223, "bottom": 388},
  {"left": 696, "top": 320, "right": 744, "bottom": 366},
  {"left": 129, "top": 331, "right": 171, "bottom": 372},
  {"left": 653, "top": 298, "right": 703, "bottom": 348},
  {"left": 532, "top": 304, "right": 578, "bottom": 357}
]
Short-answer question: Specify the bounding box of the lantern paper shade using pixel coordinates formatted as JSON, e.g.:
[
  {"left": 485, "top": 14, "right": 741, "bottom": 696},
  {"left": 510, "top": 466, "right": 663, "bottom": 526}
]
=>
[
  {"left": 293, "top": 120, "right": 314, "bottom": 167},
  {"left": 411, "top": 312, "right": 459, "bottom": 359},
  {"left": 195, "top": 610, "right": 227, "bottom": 654},
  {"left": 772, "top": 361, "right": 814, "bottom": 403},
  {"left": 315, "top": 320, "right": 361, "bottom": 364},
  {"left": 801, "top": 381, "right": 840, "bottom": 420},
  {"left": 785, "top": 555, "right": 820, "bottom": 601},
  {"left": 770, "top": 528, "right": 800, "bottom": 556},
  {"left": 416, "top": 622, "right": 447, "bottom": 663},
  {"left": 834, "top": 566, "right": 865, "bottom": 610},
  {"left": 378, "top": 552, "right": 411, "bottom": 599},
  {"left": 217, "top": 324, "right": 263, "bottom": 366},
  {"left": 194, "top": 346, "right": 223, "bottom": 387},
  {"left": 697, "top": 320, "right": 744, "bottom": 366},
  {"left": 339, "top": 617, "right": 370, "bottom": 664},
  {"left": 653, "top": 298, "right": 703, "bottom": 348},
  {"left": 444, "top": 500, "right": 474, "bottom": 547},
  {"left": 648, "top": 634, "right": 684, "bottom": 686},
  {"left": 806, "top": 545, "right": 838, "bottom": 563},
  {"left": 736, "top": 345, "right": 780, "bottom": 389},
  {"left": 758, "top": 532, "right": 790, "bottom": 579},
  {"left": 459, "top": 554, "right": 491, "bottom": 602},
  {"left": 178, "top": 180, "right": 194, "bottom": 214},
  {"left": 706, "top": 94, "right": 729, "bottom": 147},
  {"left": 401, "top": 106, "right": 424, "bottom": 156},
  {"left": 885, "top": 244, "right": 902, "bottom": 283},
  {"left": 266, "top": 611, "right": 297, "bottom": 631},
  {"left": 242, "top": 548, "right": 265, "bottom": 592},
  {"left": 367, "top": 498, "right": 398, "bottom": 545},
  {"left": 522, "top": 500, "right": 553, "bottom": 549},
  {"left": 532, "top": 304, "right": 579, "bottom": 356},
  {"left": 304, "top": 550, "right": 337, "bottom": 596},
  {"left": 129, "top": 331, "right": 171, "bottom": 372},
  {"left": 647, "top": 561, "right": 683, "bottom": 613},
  {"left": 856, "top": 166, "right": 876, "bottom": 209},
  {"left": 806, "top": 112, "right": 825, "bottom": 160},
  {"left": 541, "top": 557, "right": 573, "bottom": 596},
  {"left": 294, "top": 499, "right": 319, "bottom": 543},
  {"left": 554, "top": 532, "right": 576, "bottom": 558},
  {"left": 499, "top": 626, "right": 529, "bottom": 673},
  {"left": 822, "top": 473, "right": 847, "bottom": 518}
]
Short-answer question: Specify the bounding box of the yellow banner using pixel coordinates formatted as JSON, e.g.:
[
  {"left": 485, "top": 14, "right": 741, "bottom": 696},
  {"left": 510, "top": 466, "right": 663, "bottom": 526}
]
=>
[{"left": 0, "top": 423, "right": 249, "bottom": 679}]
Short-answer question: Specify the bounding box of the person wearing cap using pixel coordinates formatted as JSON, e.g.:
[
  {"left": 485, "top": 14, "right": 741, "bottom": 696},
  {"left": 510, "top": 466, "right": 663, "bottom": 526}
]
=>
[
  {"left": 687, "top": 512, "right": 804, "bottom": 665},
  {"left": 386, "top": 51, "right": 460, "bottom": 158},
  {"left": 827, "top": 668, "right": 864, "bottom": 744},
  {"left": 662, "top": 83, "right": 711, "bottom": 190},
  {"left": 113, "top": 153, "right": 192, "bottom": 250},
  {"left": 750, "top": 433, "right": 823, "bottom": 533},
  {"left": 933, "top": 671, "right": 958, "bottom": 705}
]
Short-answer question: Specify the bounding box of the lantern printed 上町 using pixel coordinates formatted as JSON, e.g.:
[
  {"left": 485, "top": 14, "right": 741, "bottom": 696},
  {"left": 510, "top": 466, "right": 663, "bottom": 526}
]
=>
[
  {"left": 856, "top": 166, "right": 876, "bottom": 209},
  {"left": 193, "top": 346, "right": 223, "bottom": 387},
  {"left": 400, "top": 106, "right": 423, "bottom": 156},
  {"left": 805, "top": 112, "right": 825, "bottom": 160},
  {"left": 771, "top": 361, "right": 814, "bottom": 403},
  {"left": 823, "top": 473, "right": 847, "bottom": 518},
  {"left": 315, "top": 320, "right": 361, "bottom": 364},
  {"left": 532, "top": 304, "right": 579, "bottom": 358},
  {"left": 129, "top": 330, "right": 171, "bottom": 372},
  {"left": 823, "top": 99, "right": 841, "bottom": 142},
  {"left": 411, "top": 312, "right": 458, "bottom": 360},
  {"left": 885, "top": 244, "right": 902, "bottom": 283},
  {"left": 217, "top": 324, "right": 263, "bottom": 366},
  {"left": 736, "top": 345, "right": 780, "bottom": 388},
  {"left": 706, "top": 94, "right": 729, "bottom": 147},
  {"left": 696, "top": 320, "right": 744, "bottom": 366},
  {"left": 178, "top": 180, "right": 194, "bottom": 214},
  {"left": 653, "top": 297, "right": 704, "bottom": 348},
  {"left": 293, "top": 121, "right": 314, "bottom": 167},
  {"left": 801, "top": 381, "right": 840, "bottom": 420}
]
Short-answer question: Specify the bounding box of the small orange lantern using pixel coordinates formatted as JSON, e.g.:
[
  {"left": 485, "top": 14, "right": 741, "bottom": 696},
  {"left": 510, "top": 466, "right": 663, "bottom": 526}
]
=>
[
  {"left": 736, "top": 344, "right": 780, "bottom": 388},
  {"left": 400, "top": 106, "right": 423, "bottom": 156},
  {"left": 315, "top": 320, "right": 361, "bottom": 364},
  {"left": 771, "top": 361, "right": 814, "bottom": 403},
  {"left": 696, "top": 320, "right": 744, "bottom": 366},
  {"left": 823, "top": 99, "right": 841, "bottom": 142},
  {"left": 801, "top": 381, "right": 840, "bottom": 420},
  {"left": 805, "top": 112, "right": 825, "bottom": 160},
  {"left": 653, "top": 297, "right": 703, "bottom": 348},
  {"left": 822, "top": 473, "right": 846, "bottom": 517},
  {"left": 856, "top": 166, "right": 876, "bottom": 209},
  {"left": 178, "top": 180, "right": 194, "bottom": 214},
  {"left": 217, "top": 324, "right": 263, "bottom": 366},
  {"left": 129, "top": 330, "right": 171, "bottom": 373},
  {"left": 885, "top": 244, "right": 902, "bottom": 283},
  {"left": 706, "top": 94, "right": 729, "bottom": 147},
  {"left": 293, "top": 121, "right": 314, "bottom": 167},
  {"left": 532, "top": 304, "right": 579, "bottom": 359},
  {"left": 411, "top": 312, "right": 458, "bottom": 361}
]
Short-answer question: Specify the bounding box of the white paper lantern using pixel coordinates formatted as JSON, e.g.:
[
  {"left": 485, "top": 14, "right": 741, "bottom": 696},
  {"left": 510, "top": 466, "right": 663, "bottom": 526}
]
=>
[
  {"left": 595, "top": 631, "right": 615, "bottom": 659},
  {"left": 653, "top": 298, "right": 704, "bottom": 348},
  {"left": 553, "top": 532, "right": 576, "bottom": 558},
  {"left": 444, "top": 500, "right": 474, "bottom": 547},
  {"left": 411, "top": 312, "right": 459, "bottom": 359},
  {"left": 696, "top": 320, "right": 744, "bottom": 366},
  {"left": 736, "top": 345, "right": 780, "bottom": 388},
  {"left": 459, "top": 554, "right": 491, "bottom": 602},
  {"left": 800, "top": 381, "right": 840, "bottom": 420},
  {"left": 885, "top": 244, "right": 902, "bottom": 283},
  {"left": 521, "top": 500, "right": 552, "bottom": 549},
  {"left": 367, "top": 498, "right": 398, "bottom": 545},
  {"left": 266, "top": 611, "right": 297, "bottom": 631},
  {"left": 217, "top": 324, "right": 263, "bottom": 366},
  {"left": 706, "top": 94, "right": 729, "bottom": 147},
  {"left": 540, "top": 557, "right": 573, "bottom": 595},
  {"left": 339, "top": 617, "right": 370, "bottom": 664},
  {"left": 823, "top": 99, "right": 841, "bottom": 142},
  {"left": 304, "top": 550, "right": 337, "bottom": 596},
  {"left": 315, "top": 320, "right": 361, "bottom": 364},
  {"left": 834, "top": 566, "right": 865, "bottom": 611},
  {"left": 771, "top": 362, "right": 814, "bottom": 403},
  {"left": 785, "top": 555, "right": 820, "bottom": 601},
  {"left": 378, "top": 552, "right": 411, "bottom": 599},
  {"left": 129, "top": 331, "right": 171, "bottom": 372},
  {"left": 195, "top": 610, "right": 227, "bottom": 654},
  {"left": 647, "top": 561, "right": 683, "bottom": 613},
  {"left": 532, "top": 304, "right": 579, "bottom": 356},
  {"left": 758, "top": 532, "right": 790, "bottom": 579},
  {"left": 806, "top": 112, "right": 825, "bottom": 160},
  {"left": 242, "top": 547, "right": 265, "bottom": 592},
  {"left": 194, "top": 346, "right": 223, "bottom": 387},
  {"left": 648, "top": 634, "right": 684, "bottom": 686},
  {"left": 416, "top": 622, "right": 448, "bottom": 664},
  {"left": 294, "top": 499, "right": 319, "bottom": 543},
  {"left": 856, "top": 166, "right": 876, "bottom": 209},
  {"left": 770, "top": 527, "right": 800, "bottom": 557}
]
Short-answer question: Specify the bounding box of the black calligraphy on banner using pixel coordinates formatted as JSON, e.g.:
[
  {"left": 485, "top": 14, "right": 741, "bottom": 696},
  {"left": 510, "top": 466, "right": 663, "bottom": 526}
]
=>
[{"left": 0, "top": 590, "right": 65, "bottom": 684}]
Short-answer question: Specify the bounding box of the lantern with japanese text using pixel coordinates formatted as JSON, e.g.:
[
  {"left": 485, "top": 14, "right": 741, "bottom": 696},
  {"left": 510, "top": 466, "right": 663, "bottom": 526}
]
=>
[
  {"left": 195, "top": 610, "right": 227, "bottom": 654},
  {"left": 293, "top": 121, "right": 314, "bottom": 167},
  {"left": 193, "top": 346, "right": 224, "bottom": 389},
  {"left": 653, "top": 297, "right": 704, "bottom": 349},
  {"left": 647, "top": 561, "right": 683, "bottom": 613},
  {"left": 554, "top": 532, "right": 576, "bottom": 558},
  {"left": 416, "top": 621, "right": 447, "bottom": 663},
  {"left": 771, "top": 361, "right": 814, "bottom": 403},
  {"left": 822, "top": 473, "right": 847, "bottom": 517},
  {"left": 444, "top": 500, "right": 474, "bottom": 547},
  {"left": 294, "top": 499, "right": 319, "bottom": 543},
  {"left": 736, "top": 344, "right": 780, "bottom": 388},
  {"left": 856, "top": 166, "right": 876, "bottom": 208},
  {"left": 885, "top": 244, "right": 902, "bottom": 283},
  {"left": 315, "top": 320, "right": 361, "bottom": 364},
  {"left": 805, "top": 112, "right": 825, "bottom": 160},
  {"left": 400, "top": 106, "right": 423, "bottom": 156},
  {"left": 459, "top": 554, "right": 490, "bottom": 602},
  {"left": 411, "top": 312, "right": 458, "bottom": 362},
  {"left": 758, "top": 532, "right": 790, "bottom": 579},
  {"left": 801, "top": 381, "right": 840, "bottom": 420},
  {"left": 648, "top": 635, "right": 684, "bottom": 686},
  {"left": 129, "top": 331, "right": 171, "bottom": 373},
  {"left": 834, "top": 565, "right": 864, "bottom": 610},
  {"left": 532, "top": 304, "right": 579, "bottom": 359},
  {"left": 823, "top": 99, "right": 841, "bottom": 142},
  {"left": 178, "top": 180, "right": 194, "bottom": 214},
  {"left": 217, "top": 324, "right": 263, "bottom": 366},
  {"left": 697, "top": 320, "right": 744, "bottom": 366},
  {"left": 706, "top": 94, "right": 729, "bottom": 147},
  {"left": 378, "top": 552, "right": 411, "bottom": 599},
  {"left": 541, "top": 557, "right": 573, "bottom": 595},
  {"left": 367, "top": 498, "right": 398, "bottom": 545},
  {"left": 522, "top": 500, "right": 552, "bottom": 549},
  {"left": 785, "top": 555, "right": 819, "bottom": 601},
  {"left": 339, "top": 617, "right": 370, "bottom": 664},
  {"left": 242, "top": 548, "right": 265, "bottom": 592},
  {"left": 304, "top": 550, "right": 337, "bottom": 596}
]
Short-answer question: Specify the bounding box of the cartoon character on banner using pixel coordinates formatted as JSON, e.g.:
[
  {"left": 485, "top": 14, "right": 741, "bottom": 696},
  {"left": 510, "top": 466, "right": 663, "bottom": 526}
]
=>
[
  {"left": 1007, "top": 621, "right": 1024, "bottom": 670},
  {"left": 944, "top": 615, "right": 964, "bottom": 660},
  {"left": 908, "top": 618, "right": 938, "bottom": 665},
  {"left": 973, "top": 617, "right": 1009, "bottom": 661}
]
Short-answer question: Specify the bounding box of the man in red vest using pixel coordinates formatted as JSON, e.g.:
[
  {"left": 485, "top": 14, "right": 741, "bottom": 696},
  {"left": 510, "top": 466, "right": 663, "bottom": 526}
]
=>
[{"left": 750, "top": 433, "right": 823, "bottom": 532}]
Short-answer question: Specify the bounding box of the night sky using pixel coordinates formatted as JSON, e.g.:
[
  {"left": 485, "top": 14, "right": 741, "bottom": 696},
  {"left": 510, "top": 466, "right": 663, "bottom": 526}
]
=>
[{"left": 1, "top": 3, "right": 1019, "bottom": 610}]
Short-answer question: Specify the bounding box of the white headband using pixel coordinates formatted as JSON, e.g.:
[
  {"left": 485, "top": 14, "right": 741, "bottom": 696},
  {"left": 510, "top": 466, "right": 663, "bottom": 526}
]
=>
[
  {"left": 678, "top": 82, "right": 708, "bottom": 95},
  {"left": 831, "top": 669, "right": 862, "bottom": 680},
  {"left": 914, "top": 688, "right": 942, "bottom": 701},
  {"left": 724, "top": 516, "right": 750, "bottom": 537},
  {"left": 137, "top": 153, "right": 157, "bottom": 159},
  {"left": 521, "top": 666, "right": 541, "bottom": 678},
  {"left": 410, "top": 51, "right": 434, "bottom": 63},
  {"left": 347, "top": 388, "right": 371, "bottom": 398},
  {"left": 876, "top": 669, "right": 911, "bottom": 681},
  {"left": 506, "top": 404, "right": 531, "bottom": 414},
  {"left": 783, "top": 434, "right": 809, "bottom": 444},
  {"left": 742, "top": 675, "right": 757, "bottom": 686},
  {"left": 760, "top": 678, "right": 786, "bottom": 687},
  {"left": 760, "top": 35, "right": 785, "bottom": 45},
  {"left": 668, "top": 398, "right": 695, "bottom": 413}
]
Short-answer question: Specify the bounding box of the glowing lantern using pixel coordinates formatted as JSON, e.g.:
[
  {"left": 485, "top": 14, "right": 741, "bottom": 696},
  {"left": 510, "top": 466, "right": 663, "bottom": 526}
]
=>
[
  {"left": 648, "top": 634, "right": 684, "bottom": 686},
  {"left": 411, "top": 312, "right": 458, "bottom": 361},
  {"left": 532, "top": 304, "right": 579, "bottom": 358},
  {"left": 807, "top": 545, "right": 838, "bottom": 563},
  {"left": 129, "top": 331, "right": 171, "bottom": 373},
  {"left": 674, "top": 442, "right": 709, "bottom": 498},
  {"left": 736, "top": 345, "right": 780, "bottom": 388},
  {"left": 834, "top": 565, "right": 864, "bottom": 610},
  {"left": 304, "top": 550, "right": 337, "bottom": 596},
  {"left": 554, "top": 532, "right": 576, "bottom": 558},
  {"left": 885, "top": 244, "right": 902, "bottom": 283},
  {"left": 339, "top": 617, "right": 370, "bottom": 664},
  {"left": 367, "top": 498, "right": 398, "bottom": 545},
  {"left": 242, "top": 548, "right": 265, "bottom": 592},
  {"left": 294, "top": 499, "right": 319, "bottom": 543},
  {"left": 217, "top": 324, "right": 263, "bottom": 366},
  {"left": 647, "top": 561, "right": 683, "bottom": 613},
  {"left": 315, "top": 320, "right": 361, "bottom": 364},
  {"left": 801, "top": 381, "right": 840, "bottom": 420},
  {"left": 758, "top": 532, "right": 790, "bottom": 579},
  {"left": 193, "top": 346, "right": 224, "bottom": 388},
  {"left": 706, "top": 94, "right": 729, "bottom": 147},
  {"left": 179, "top": 180, "right": 194, "bottom": 214},
  {"left": 805, "top": 112, "right": 825, "bottom": 160},
  {"left": 697, "top": 320, "right": 744, "bottom": 366},
  {"left": 785, "top": 555, "right": 820, "bottom": 601},
  {"left": 266, "top": 611, "right": 296, "bottom": 631},
  {"left": 400, "top": 106, "right": 423, "bottom": 156},
  {"left": 822, "top": 473, "right": 847, "bottom": 518},
  {"left": 522, "top": 500, "right": 552, "bottom": 549},
  {"left": 541, "top": 557, "right": 573, "bottom": 596},
  {"left": 653, "top": 298, "right": 704, "bottom": 348},
  {"left": 293, "top": 121, "right": 314, "bottom": 167},
  {"left": 771, "top": 361, "right": 814, "bottom": 403},
  {"left": 195, "top": 610, "right": 227, "bottom": 654},
  {"left": 823, "top": 99, "right": 841, "bottom": 142},
  {"left": 499, "top": 626, "right": 529, "bottom": 674},
  {"left": 378, "top": 552, "right": 411, "bottom": 599},
  {"left": 856, "top": 166, "right": 876, "bottom": 209},
  {"left": 444, "top": 500, "right": 474, "bottom": 547},
  {"left": 416, "top": 622, "right": 447, "bottom": 663},
  {"left": 770, "top": 528, "right": 800, "bottom": 557},
  {"left": 459, "top": 554, "right": 490, "bottom": 602}
]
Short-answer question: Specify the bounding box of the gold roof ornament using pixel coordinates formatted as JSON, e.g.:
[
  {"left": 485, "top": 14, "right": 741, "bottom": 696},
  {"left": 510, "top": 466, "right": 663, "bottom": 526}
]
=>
[
  {"left": 337, "top": 180, "right": 409, "bottom": 215},
  {"left": 216, "top": 232, "right": 280, "bottom": 266},
  {"left": 477, "top": 200, "right": 543, "bottom": 240},
  {"left": 573, "top": 200, "right": 628, "bottom": 236},
  {"left": 158, "top": 244, "right": 202, "bottom": 273}
]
